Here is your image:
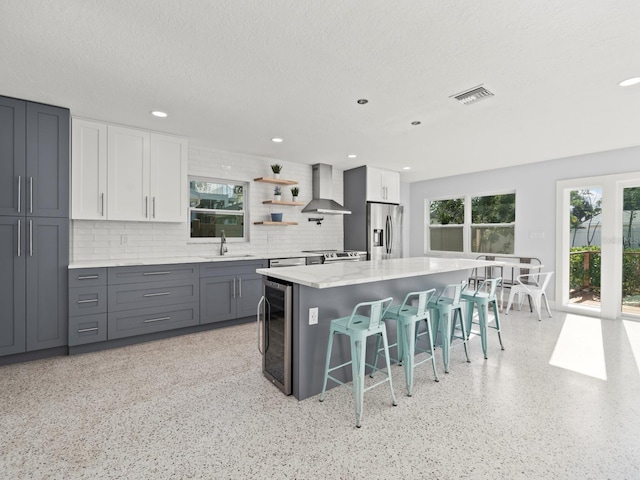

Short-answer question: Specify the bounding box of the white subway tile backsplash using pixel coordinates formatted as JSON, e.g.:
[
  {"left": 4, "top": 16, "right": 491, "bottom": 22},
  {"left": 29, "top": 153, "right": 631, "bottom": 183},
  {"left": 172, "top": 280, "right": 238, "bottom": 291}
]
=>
[{"left": 70, "top": 144, "right": 345, "bottom": 263}]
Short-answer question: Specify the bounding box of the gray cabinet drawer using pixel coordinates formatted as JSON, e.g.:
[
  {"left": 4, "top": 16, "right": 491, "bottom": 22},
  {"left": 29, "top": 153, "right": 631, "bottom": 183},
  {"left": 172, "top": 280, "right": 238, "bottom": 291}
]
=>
[
  {"left": 108, "top": 264, "right": 199, "bottom": 285},
  {"left": 200, "top": 260, "right": 266, "bottom": 278},
  {"left": 69, "top": 285, "right": 107, "bottom": 317},
  {"left": 108, "top": 280, "right": 198, "bottom": 312},
  {"left": 108, "top": 303, "right": 199, "bottom": 339},
  {"left": 69, "top": 314, "right": 107, "bottom": 346},
  {"left": 69, "top": 268, "right": 107, "bottom": 288}
]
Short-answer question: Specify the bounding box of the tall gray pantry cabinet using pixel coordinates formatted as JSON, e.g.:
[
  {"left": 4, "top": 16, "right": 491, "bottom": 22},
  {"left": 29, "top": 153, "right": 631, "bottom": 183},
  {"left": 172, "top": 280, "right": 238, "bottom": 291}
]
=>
[{"left": 0, "top": 95, "right": 69, "bottom": 358}]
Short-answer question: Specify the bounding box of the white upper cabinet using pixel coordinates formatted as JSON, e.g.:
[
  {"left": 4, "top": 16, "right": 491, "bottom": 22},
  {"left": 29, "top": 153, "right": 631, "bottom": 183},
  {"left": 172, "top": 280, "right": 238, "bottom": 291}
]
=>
[
  {"left": 149, "top": 133, "right": 187, "bottom": 222},
  {"left": 107, "top": 125, "right": 151, "bottom": 222},
  {"left": 366, "top": 166, "right": 400, "bottom": 203},
  {"left": 71, "top": 119, "right": 187, "bottom": 222},
  {"left": 71, "top": 119, "right": 107, "bottom": 219}
]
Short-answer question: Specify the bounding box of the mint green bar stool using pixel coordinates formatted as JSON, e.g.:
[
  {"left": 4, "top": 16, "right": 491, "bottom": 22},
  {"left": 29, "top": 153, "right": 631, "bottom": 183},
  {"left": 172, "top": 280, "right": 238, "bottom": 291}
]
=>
[
  {"left": 428, "top": 282, "right": 470, "bottom": 373},
  {"left": 319, "top": 297, "right": 398, "bottom": 428},
  {"left": 371, "top": 289, "right": 439, "bottom": 396},
  {"left": 461, "top": 277, "right": 504, "bottom": 359}
]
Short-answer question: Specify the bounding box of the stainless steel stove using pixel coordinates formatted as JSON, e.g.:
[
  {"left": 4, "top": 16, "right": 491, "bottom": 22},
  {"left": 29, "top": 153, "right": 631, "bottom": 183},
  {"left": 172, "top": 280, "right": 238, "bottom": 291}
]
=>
[{"left": 302, "top": 250, "right": 364, "bottom": 263}]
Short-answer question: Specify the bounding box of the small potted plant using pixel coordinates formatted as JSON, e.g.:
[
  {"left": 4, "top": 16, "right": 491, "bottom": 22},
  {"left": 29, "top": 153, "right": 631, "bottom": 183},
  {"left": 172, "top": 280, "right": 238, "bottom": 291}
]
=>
[
  {"left": 270, "top": 164, "right": 282, "bottom": 178},
  {"left": 290, "top": 186, "right": 299, "bottom": 202},
  {"left": 274, "top": 186, "right": 282, "bottom": 201}
]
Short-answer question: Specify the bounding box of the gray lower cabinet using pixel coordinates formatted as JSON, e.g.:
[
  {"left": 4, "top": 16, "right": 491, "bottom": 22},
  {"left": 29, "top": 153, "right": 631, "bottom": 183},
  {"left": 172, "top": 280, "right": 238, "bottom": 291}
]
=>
[
  {"left": 0, "top": 218, "right": 26, "bottom": 355},
  {"left": 68, "top": 260, "right": 265, "bottom": 349},
  {"left": 69, "top": 314, "right": 107, "bottom": 346},
  {"left": 108, "top": 304, "right": 199, "bottom": 339},
  {"left": 106, "top": 263, "right": 199, "bottom": 340},
  {"left": 200, "top": 260, "right": 266, "bottom": 324},
  {"left": 26, "top": 218, "right": 69, "bottom": 351},
  {"left": 68, "top": 268, "right": 107, "bottom": 346},
  {"left": 0, "top": 217, "right": 68, "bottom": 356}
]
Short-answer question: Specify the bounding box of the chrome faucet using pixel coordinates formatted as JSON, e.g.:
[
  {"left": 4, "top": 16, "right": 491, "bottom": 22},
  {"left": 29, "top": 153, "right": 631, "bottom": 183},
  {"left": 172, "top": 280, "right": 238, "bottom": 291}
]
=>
[{"left": 220, "top": 230, "right": 227, "bottom": 255}]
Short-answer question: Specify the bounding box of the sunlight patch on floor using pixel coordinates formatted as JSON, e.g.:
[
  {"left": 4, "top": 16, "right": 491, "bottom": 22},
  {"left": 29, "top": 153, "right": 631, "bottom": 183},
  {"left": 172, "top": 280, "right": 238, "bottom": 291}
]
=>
[
  {"left": 623, "top": 320, "right": 640, "bottom": 376},
  {"left": 549, "top": 314, "right": 607, "bottom": 380}
]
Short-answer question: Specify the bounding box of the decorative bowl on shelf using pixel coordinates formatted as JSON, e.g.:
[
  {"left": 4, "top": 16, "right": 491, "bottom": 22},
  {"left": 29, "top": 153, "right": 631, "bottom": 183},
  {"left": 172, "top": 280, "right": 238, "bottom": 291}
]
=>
[{"left": 270, "top": 213, "right": 283, "bottom": 222}]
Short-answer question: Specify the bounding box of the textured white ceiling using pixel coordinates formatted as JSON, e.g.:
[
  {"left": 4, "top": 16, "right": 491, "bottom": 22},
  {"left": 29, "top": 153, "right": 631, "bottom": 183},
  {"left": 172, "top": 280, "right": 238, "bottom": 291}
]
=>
[{"left": 2, "top": 0, "right": 640, "bottom": 182}]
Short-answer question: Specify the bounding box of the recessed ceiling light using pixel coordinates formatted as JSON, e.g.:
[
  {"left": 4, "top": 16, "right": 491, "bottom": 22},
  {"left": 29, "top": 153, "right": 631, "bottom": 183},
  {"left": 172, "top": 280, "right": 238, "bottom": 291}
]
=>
[
  {"left": 271, "top": 138, "right": 284, "bottom": 143},
  {"left": 347, "top": 154, "right": 357, "bottom": 159},
  {"left": 356, "top": 99, "right": 368, "bottom": 105},
  {"left": 403, "top": 167, "right": 411, "bottom": 170},
  {"left": 150, "top": 110, "right": 168, "bottom": 118},
  {"left": 411, "top": 121, "right": 421, "bottom": 125},
  {"left": 619, "top": 77, "right": 640, "bottom": 87}
]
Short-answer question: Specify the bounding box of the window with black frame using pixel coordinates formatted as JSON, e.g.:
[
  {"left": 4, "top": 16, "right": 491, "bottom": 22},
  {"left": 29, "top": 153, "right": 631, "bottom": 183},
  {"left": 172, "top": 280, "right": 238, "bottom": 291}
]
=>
[{"left": 189, "top": 177, "right": 247, "bottom": 239}]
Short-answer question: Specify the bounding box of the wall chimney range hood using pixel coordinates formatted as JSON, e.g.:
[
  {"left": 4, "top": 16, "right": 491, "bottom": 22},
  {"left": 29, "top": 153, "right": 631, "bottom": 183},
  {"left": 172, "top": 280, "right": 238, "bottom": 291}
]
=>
[{"left": 301, "top": 163, "right": 351, "bottom": 215}]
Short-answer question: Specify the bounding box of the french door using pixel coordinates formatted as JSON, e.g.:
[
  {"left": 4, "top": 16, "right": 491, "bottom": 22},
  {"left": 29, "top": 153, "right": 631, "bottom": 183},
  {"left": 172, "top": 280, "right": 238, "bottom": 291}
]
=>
[
  {"left": 557, "top": 173, "right": 640, "bottom": 320},
  {"left": 621, "top": 185, "right": 640, "bottom": 317}
]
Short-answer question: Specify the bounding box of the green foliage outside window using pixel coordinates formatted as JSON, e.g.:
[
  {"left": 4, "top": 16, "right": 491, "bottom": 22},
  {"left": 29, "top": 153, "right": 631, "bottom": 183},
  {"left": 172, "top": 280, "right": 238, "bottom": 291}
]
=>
[
  {"left": 428, "top": 193, "right": 515, "bottom": 254},
  {"left": 472, "top": 193, "right": 515, "bottom": 223},
  {"left": 471, "top": 193, "right": 515, "bottom": 254},
  {"left": 430, "top": 198, "right": 464, "bottom": 225},
  {"left": 570, "top": 246, "right": 640, "bottom": 297}
]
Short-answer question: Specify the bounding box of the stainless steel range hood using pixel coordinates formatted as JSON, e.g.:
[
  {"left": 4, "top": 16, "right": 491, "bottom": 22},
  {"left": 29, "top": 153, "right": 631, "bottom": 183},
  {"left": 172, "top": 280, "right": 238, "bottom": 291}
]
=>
[{"left": 301, "top": 163, "right": 351, "bottom": 215}]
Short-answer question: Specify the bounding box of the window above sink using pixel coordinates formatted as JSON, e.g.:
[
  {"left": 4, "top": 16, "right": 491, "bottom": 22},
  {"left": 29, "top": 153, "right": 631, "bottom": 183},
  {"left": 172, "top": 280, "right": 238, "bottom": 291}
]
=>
[{"left": 189, "top": 176, "right": 248, "bottom": 241}]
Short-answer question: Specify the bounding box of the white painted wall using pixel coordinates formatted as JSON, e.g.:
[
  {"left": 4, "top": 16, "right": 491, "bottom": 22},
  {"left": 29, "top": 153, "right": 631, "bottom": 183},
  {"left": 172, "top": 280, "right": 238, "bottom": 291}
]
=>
[
  {"left": 400, "top": 181, "right": 410, "bottom": 257},
  {"left": 70, "top": 145, "right": 345, "bottom": 262},
  {"left": 409, "top": 145, "right": 640, "bottom": 301}
]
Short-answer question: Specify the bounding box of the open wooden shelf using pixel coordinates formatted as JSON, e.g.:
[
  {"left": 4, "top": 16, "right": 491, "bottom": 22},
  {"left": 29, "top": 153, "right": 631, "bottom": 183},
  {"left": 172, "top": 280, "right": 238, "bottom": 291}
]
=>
[
  {"left": 262, "top": 200, "right": 305, "bottom": 206},
  {"left": 254, "top": 177, "right": 298, "bottom": 186},
  {"left": 253, "top": 221, "right": 298, "bottom": 226}
]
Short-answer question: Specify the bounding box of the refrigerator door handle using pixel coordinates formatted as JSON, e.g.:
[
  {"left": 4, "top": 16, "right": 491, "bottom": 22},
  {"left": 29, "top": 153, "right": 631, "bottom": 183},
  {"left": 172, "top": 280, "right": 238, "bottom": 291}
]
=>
[
  {"left": 389, "top": 215, "right": 393, "bottom": 255},
  {"left": 385, "top": 215, "right": 392, "bottom": 254}
]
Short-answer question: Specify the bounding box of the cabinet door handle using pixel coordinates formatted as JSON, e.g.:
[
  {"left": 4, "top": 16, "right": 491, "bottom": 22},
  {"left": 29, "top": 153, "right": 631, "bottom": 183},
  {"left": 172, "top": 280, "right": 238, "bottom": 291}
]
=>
[
  {"left": 77, "top": 327, "right": 99, "bottom": 333},
  {"left": 143, "top": 292, "right": 170, "bottom": 297},
  {"left": 17, "top": 176, "right": 21, "bottom": 213},
  {"left": 77, "top": 275, "right": 99, "bottom": 280},
  {"left": 153, "top": 197, "right": 156, "bottom": 218},
  {"left": 145, "top": 196, "right": 149, "bottom": 218},
  {"left": 143, "top": 271, "right": 171, "bottom": 276},
  {"left": 233, "top": 278, "right": 236, "bottom": 299},
  {"left": 29, "top": 220, "right": 33, "bottom": 257},
  {"left": 101, "top": 193, "right": 105, "bottom": 217},
  {"left": 17, "top": 219, "right": 21, "bottom": 257},
  {"left": 144, "top": 316, "right": 170, "bottom": 323},
  {"left": 29, "top": 177, "right": 33, "bottom": 213},
  {"left": 238, "top": 277, "right": 242, "bottom": 297},
  {"left": 77, "top": 298, "right": 99, "bottom": 304}
]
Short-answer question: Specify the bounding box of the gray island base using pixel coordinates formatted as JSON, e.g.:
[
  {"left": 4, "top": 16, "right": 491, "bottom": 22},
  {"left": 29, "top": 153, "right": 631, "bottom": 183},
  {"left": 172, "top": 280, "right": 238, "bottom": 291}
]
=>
[{"left": 256, "top": 257, "right": 495, "bottom": 400}]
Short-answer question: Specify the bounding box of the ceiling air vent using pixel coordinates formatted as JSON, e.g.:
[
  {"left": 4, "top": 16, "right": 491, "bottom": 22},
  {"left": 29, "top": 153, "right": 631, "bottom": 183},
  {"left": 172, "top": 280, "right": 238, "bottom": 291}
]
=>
[{"left": 452, "top": 85, "right": 494, "bottom": 105}]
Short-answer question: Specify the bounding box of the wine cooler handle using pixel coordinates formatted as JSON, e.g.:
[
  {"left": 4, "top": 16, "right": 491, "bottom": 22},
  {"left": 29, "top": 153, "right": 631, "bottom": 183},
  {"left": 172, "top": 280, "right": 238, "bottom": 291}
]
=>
[{"left": 257, "top": 295, "right": 265, "bottom": 354}]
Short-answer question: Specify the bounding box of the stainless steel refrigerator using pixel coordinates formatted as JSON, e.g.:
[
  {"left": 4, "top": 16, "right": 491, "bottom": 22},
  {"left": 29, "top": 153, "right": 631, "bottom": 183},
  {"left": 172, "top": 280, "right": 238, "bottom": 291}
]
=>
[{"left": 366, "top": 203, "right": 403, "bottom": 260}]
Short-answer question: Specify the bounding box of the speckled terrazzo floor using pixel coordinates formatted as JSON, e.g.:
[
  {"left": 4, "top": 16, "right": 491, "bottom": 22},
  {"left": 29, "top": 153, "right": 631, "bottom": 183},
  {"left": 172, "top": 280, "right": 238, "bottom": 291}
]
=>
[{"left": 1, "top": 308, "right": 639, "bottom": 480}]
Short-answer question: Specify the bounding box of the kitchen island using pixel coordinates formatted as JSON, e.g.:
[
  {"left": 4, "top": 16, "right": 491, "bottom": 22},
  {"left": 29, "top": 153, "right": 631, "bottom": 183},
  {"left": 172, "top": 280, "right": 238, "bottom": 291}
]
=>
[{"left": 256, "top": 256, "right": 495, "bottom": 400}]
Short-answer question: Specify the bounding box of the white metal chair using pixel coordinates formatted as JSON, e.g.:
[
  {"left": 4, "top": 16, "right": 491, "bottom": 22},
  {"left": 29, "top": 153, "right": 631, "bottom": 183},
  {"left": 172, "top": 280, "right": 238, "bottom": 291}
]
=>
[{"left": 505, "top": 272, "right": 554, "bottom": 321}]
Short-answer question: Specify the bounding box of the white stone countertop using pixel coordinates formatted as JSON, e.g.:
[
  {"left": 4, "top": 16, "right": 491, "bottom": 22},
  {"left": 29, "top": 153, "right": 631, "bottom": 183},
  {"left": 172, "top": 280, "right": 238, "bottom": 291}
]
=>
[
  {"left": 68, "top": 251, "right": 323, "bottom": 269},
  {"left": 256, "top": 256, "right": 497, "bottom": 289}
]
